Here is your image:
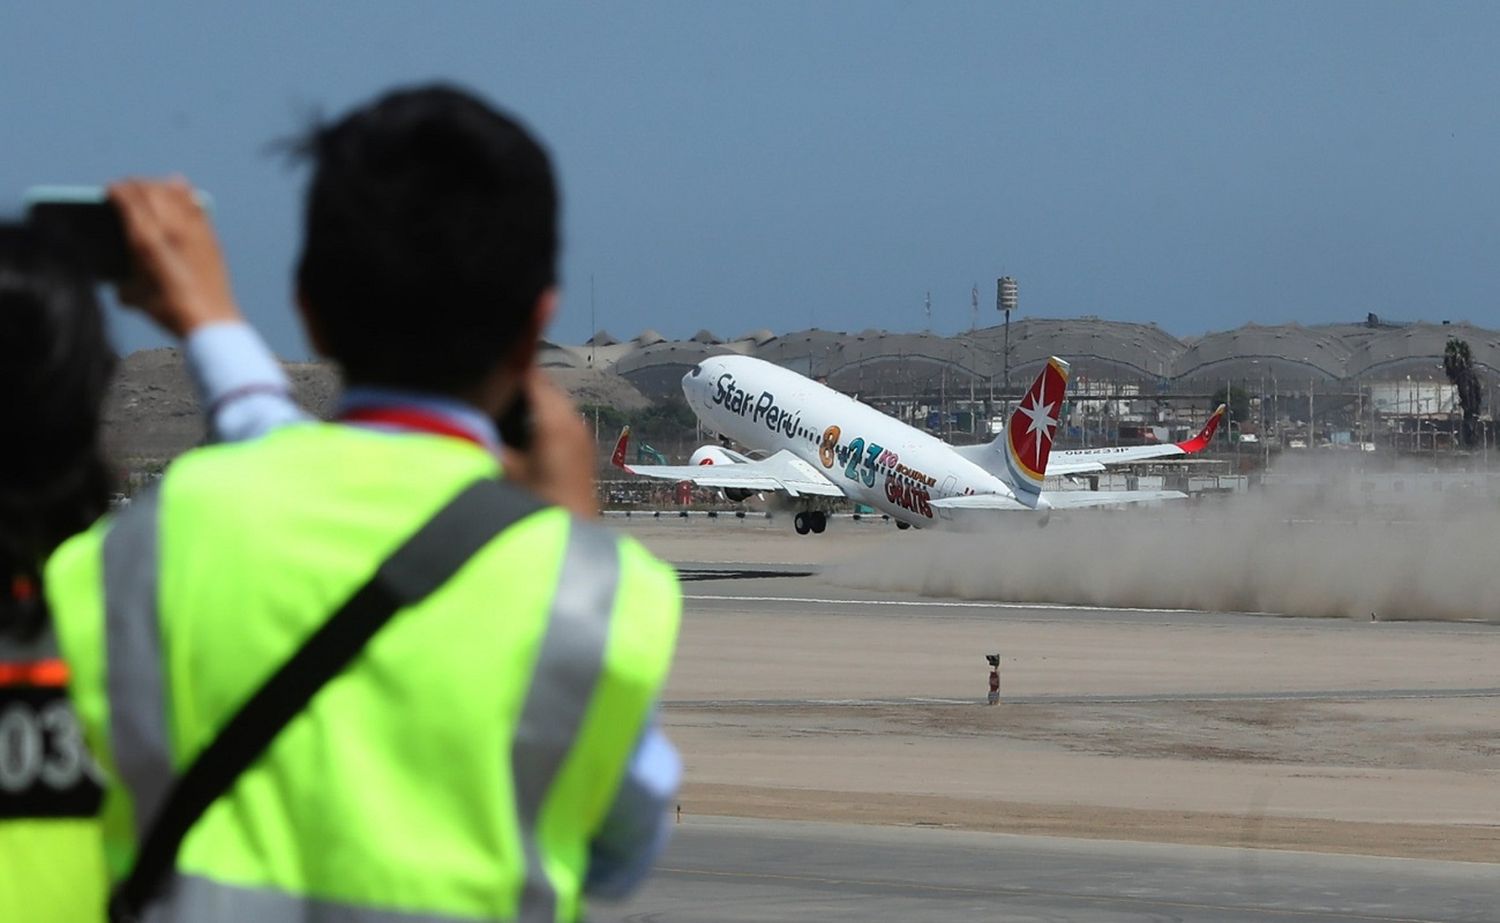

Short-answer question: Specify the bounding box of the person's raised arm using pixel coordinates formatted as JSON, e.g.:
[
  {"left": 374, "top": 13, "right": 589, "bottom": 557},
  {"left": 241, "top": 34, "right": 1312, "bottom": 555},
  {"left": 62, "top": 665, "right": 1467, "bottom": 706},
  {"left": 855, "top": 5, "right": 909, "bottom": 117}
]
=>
[{"left": 110, "top": 178, "right": 306, "bottom": 441}]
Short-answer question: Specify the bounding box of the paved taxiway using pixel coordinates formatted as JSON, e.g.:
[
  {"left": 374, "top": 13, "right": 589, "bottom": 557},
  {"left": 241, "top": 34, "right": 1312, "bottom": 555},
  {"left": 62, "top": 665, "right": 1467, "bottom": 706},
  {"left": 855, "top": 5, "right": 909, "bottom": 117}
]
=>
[{"left": 603, "top": 817, "right": 1499, "bottom": 922}]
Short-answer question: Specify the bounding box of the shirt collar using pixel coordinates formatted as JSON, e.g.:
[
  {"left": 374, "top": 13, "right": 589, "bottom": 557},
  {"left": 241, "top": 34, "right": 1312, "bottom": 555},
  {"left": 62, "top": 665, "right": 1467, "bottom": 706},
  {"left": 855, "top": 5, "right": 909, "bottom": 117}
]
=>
[{"left": 338, "top": 386, "right": 501, "bottom": 453}]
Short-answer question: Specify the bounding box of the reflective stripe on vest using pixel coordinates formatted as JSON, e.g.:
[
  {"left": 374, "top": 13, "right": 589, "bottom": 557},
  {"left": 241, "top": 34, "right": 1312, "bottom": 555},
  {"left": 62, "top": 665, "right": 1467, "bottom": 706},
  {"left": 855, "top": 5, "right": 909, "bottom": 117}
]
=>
[
  {"left": 102, "top": 489, "right": 171, "bottom": 840},
  {"left": 512, "top": 525, "right": 619, "bottom": 922},
  {"left": 101, "top": 494, "right": 623, "bottom": 922},
  {"left": 145, "top": 873, "right": 479, "bottom": 922}
]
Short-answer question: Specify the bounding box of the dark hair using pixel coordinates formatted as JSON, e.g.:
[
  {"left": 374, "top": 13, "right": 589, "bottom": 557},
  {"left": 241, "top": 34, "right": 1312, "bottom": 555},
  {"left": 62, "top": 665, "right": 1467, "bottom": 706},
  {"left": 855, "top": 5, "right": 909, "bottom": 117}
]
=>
[
  {"left": 294, "top": 84, "right": 559, "bottom": 392},
  {"left": 0, "top": 227, "right": 116, "bottom": 636}
]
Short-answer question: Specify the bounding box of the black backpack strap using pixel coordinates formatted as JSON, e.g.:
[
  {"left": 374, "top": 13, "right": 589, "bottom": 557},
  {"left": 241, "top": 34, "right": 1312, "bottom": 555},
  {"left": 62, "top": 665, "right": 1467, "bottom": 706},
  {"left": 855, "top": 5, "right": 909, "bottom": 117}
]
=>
[{"left": 109, "top": 478, "right": 545, "bottom": 923}]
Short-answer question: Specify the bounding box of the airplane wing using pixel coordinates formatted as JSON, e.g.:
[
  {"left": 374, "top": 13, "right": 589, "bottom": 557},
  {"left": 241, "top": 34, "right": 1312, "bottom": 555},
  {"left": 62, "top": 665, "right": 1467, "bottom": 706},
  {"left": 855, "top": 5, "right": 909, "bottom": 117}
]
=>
[
  {"left": 610, "top": 428, "right": 845, "bottom": 498},
  {"left": 1040, "top": 458, "right": 1107, "bottom": 476},
  {"left": 1046, "top": 404, "right": 1226, "bottom": 476},
  {"left": 931, "top": 489, "right": 1187, "bottom": 512}
]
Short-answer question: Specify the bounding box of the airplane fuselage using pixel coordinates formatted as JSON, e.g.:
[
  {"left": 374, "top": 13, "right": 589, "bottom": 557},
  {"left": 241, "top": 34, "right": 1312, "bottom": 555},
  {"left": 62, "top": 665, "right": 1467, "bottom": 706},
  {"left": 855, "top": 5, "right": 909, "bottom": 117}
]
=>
[{"left": 682, "top": 355, "right": 1029, "bottom": 526}]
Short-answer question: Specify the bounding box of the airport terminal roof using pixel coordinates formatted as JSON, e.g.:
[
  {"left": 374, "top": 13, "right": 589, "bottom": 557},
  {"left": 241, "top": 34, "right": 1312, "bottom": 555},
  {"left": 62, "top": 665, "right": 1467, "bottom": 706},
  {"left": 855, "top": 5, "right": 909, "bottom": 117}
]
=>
[
  {"left": 1346, "top": 322, "right": 1500, "bottom": 380},
  {"left": 734, "top": 328, "right": 778, "bottom": 346},
  {"left": 1171, "top": 324, "right": 1351, "bottom": 383},
  {"left": 1307, "top": 321, "right": 1398, "bottom": 350},
  {"left": 612, "top": 340, "right": 736, "bottom": 399},
  {"left": 969, "top": 317, "right": 1185, "bottom": 384},
  {"left": 754, "top": 328, "right": 851, "bottom": 378},
  {"left": 821, "top": 332, "right": 985, "bottom": 396},
  {"left": 547, "top": 316, "right": 1500, "bottom": 393}
]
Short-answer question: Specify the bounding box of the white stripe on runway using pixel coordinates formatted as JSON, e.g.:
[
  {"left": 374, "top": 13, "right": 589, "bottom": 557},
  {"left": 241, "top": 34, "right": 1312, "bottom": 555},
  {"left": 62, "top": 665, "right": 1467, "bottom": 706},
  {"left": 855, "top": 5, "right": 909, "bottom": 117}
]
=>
[{"left": 683, "top": 594, "right": 1234, "bottom": 616}]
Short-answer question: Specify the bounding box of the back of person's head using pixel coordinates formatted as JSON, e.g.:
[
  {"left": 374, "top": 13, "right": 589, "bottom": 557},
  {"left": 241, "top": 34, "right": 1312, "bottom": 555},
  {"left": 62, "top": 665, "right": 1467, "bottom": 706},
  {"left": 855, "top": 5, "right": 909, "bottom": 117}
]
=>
[
  {"left": 0, "top": 227, "right": 115, "bottom": 634},
  {"left": 295, "top": 83, "right": 559, "bottom": 394}
]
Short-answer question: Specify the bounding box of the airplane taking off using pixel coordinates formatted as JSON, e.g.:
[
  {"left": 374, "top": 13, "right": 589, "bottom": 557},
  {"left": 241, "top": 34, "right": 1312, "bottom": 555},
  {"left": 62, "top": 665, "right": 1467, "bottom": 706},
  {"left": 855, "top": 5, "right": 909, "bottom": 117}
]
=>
[{"left": 611, "top": 354, "right": 1225, "bottom": 535}]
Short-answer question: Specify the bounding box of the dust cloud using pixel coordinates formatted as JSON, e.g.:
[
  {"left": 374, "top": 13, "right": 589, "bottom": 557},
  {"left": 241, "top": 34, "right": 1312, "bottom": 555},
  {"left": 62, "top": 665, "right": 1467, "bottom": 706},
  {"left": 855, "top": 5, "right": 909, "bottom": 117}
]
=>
[{"left": 830, "top": 461, "right": 1500, "bottom": 622}]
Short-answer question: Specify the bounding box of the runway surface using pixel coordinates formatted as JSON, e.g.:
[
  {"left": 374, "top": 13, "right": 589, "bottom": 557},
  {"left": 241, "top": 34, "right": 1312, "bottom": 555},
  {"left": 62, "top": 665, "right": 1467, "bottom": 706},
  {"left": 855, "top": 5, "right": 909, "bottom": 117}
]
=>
[
  {"left": 672, "top": 562, "right": 1500, "bottom": 705},
  {"left": 602, "top": 817, "right": 1500, "bottom": 922},
  {"left": 608, "top": 525, "right": 1500, "bottom": 917}
]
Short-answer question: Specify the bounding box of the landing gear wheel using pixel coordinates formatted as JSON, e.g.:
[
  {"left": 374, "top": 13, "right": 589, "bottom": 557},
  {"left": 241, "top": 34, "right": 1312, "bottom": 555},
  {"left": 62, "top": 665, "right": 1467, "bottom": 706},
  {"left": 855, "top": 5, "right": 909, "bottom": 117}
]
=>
[
  {"left": 896, "top": 520, "right": 912, "bottom": 531},
  {"left": 794, "top": 512, "right": 811, "bottom": 535},
  {"left": 809, "top": 510, "right": 827, "bottom": 534}
]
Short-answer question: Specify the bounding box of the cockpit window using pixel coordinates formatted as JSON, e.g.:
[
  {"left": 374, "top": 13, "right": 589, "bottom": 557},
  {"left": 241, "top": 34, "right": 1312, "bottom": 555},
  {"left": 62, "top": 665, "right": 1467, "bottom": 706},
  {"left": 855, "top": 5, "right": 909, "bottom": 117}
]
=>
[{"left": 690, "top": 366, "right": 702, "bottom": 377}]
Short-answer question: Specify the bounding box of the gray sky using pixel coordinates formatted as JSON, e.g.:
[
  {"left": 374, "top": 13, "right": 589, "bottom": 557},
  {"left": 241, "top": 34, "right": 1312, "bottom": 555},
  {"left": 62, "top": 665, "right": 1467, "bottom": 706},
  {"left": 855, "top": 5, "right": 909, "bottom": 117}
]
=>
[{"left": 4, "top": 2, "right": 1498, "bottom": 358}]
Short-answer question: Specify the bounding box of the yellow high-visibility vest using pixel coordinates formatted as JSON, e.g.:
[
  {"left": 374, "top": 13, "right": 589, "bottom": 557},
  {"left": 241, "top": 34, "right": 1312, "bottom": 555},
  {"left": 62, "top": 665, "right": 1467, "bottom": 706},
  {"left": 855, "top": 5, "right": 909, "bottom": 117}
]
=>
[{"left": 47, "top": 423, "right": 680, "bottom": 922}]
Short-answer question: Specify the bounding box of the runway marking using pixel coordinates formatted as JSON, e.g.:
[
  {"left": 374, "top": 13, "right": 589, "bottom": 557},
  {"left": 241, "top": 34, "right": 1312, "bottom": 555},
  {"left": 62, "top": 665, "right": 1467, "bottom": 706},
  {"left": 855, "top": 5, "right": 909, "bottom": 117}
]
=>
[
  {"left": 666, "top": 686, "right": 1500, "bottom": 708},
  {"left": 677, "top": 568, "right": 815, "bottom": 582},
  {"left": 654, "top": 865, "right": 1448, "bottom": 922},
  {"left": 685, "top": 593, "right": 1246, "bottom": 616},
  {"left": 683, "top": 594, "right": 1499, "bottom": 626}
]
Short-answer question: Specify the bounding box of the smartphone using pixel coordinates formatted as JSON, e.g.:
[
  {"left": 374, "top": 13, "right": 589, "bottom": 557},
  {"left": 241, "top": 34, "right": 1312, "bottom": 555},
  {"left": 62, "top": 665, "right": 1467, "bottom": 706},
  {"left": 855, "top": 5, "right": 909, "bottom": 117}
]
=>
[
  {"left": 23, "top": 187, "right": 130, "bottom": 281},
  {"left": 23, "top": 185, "right": 214, "bottom": 283},
  {"left": 496, "top": 390, "right": 534, "bottom": 451}
]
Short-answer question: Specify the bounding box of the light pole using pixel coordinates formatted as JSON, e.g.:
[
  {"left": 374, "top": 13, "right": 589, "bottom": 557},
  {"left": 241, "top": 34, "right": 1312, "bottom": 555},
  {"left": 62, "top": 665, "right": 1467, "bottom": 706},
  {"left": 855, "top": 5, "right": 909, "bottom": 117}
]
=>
[{"left": 997, "top": 275, "right": 1018, "bottom": 399}]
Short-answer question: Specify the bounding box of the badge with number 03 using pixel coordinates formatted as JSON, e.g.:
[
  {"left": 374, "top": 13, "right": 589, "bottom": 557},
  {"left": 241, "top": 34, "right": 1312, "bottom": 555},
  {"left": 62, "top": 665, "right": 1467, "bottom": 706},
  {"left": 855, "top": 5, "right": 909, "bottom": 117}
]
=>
[{"left": 0, "top": 686, "right": 104, "bottom": 818}]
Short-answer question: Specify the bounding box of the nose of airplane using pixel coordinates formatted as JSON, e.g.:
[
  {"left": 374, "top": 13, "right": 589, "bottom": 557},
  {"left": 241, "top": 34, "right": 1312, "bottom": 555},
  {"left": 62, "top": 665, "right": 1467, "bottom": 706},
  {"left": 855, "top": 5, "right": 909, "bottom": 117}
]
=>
[{"left": 681, "top": 363, "right": 707, "bottom": 404}]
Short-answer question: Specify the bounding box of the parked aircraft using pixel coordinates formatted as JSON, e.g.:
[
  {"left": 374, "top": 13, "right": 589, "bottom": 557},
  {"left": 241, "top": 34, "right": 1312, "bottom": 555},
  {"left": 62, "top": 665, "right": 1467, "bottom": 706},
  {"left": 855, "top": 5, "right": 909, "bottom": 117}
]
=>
[{"left": 611, "top": 354, "right": 1224, "bottom": 534}]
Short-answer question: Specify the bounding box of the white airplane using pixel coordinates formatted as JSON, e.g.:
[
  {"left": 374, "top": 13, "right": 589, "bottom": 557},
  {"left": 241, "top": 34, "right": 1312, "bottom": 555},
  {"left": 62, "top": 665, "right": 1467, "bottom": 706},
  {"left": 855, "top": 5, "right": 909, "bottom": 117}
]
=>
[{"left": 611, "top": 354, "right": 1225, "bottom": 534}]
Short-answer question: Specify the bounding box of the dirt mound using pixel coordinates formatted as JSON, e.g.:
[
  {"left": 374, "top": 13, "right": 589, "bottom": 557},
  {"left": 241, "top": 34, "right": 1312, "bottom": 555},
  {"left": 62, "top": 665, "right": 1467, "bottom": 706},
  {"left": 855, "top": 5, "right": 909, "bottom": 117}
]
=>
[
  {"left": 101, "top": 348, "right": 339, "bottom": 469},
  {"left": 102, "top": 347, "right": 651, "bottom": 475},
  {"left": 545, "top": 366, "right": 652, "bottom": 411}
]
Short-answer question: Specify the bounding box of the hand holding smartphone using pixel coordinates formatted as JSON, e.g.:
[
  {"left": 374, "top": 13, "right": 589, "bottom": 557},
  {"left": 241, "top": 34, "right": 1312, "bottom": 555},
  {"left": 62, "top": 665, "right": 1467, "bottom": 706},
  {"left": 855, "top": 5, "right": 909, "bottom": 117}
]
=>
[
  {"left": 24, "top": 181, "right": 240, "bottom": 337},
  {"left": 497, "top": 372, "right": 597, "bottom": 517},
  {"left": 496, "top": 390, "right": 534, "bottom": 452}
]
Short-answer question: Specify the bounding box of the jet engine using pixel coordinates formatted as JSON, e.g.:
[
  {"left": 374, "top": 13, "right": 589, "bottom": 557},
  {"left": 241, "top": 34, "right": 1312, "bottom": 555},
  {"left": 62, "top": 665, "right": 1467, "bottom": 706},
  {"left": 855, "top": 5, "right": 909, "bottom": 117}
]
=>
[
  {"left": 687, "top": 445, "right": 749, "bottom": 466},
  {"left": 687, "top": 444, "right": 757, "bottom": 502}
]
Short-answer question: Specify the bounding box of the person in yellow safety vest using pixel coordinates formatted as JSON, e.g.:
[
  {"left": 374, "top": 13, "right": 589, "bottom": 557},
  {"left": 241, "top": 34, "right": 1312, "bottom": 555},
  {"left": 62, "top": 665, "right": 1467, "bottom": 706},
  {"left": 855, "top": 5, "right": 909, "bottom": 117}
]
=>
[
  {"left": 46, "top": 85, "right": 683, "bottom": 923},
  {"left": 1, "top": 197, "right": 304, "bottom": 921}
]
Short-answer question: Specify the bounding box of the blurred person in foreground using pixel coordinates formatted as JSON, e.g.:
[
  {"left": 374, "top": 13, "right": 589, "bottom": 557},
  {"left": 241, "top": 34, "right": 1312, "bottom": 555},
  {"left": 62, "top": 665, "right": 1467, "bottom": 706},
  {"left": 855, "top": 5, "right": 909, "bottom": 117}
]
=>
[
  {"left": 47, "top": 85, "right": 682, "bottom": 923},
  {"left": 0, "top": 187, "right": 303, "bottom": 921}
]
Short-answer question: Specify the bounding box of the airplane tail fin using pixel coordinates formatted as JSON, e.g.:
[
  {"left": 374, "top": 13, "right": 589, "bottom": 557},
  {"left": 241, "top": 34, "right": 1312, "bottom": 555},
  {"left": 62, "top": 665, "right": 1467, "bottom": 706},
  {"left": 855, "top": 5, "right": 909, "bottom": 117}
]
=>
[
  {"left": 1003, "top": 356, "right": 1071, "bottom": 506},
  {"left": 1175, "top": 404, "right": 1226, "bottom": 454},
  {"left": 611, "top": 426, "right": 632, "bottom": 470}
]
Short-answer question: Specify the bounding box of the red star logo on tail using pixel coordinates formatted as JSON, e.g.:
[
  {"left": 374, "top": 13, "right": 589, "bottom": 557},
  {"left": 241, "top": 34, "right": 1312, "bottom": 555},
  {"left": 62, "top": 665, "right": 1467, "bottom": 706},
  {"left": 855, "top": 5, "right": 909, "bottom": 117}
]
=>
[{"left": 1018, "top": 378, "right": 1059, "bottom": 469}]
